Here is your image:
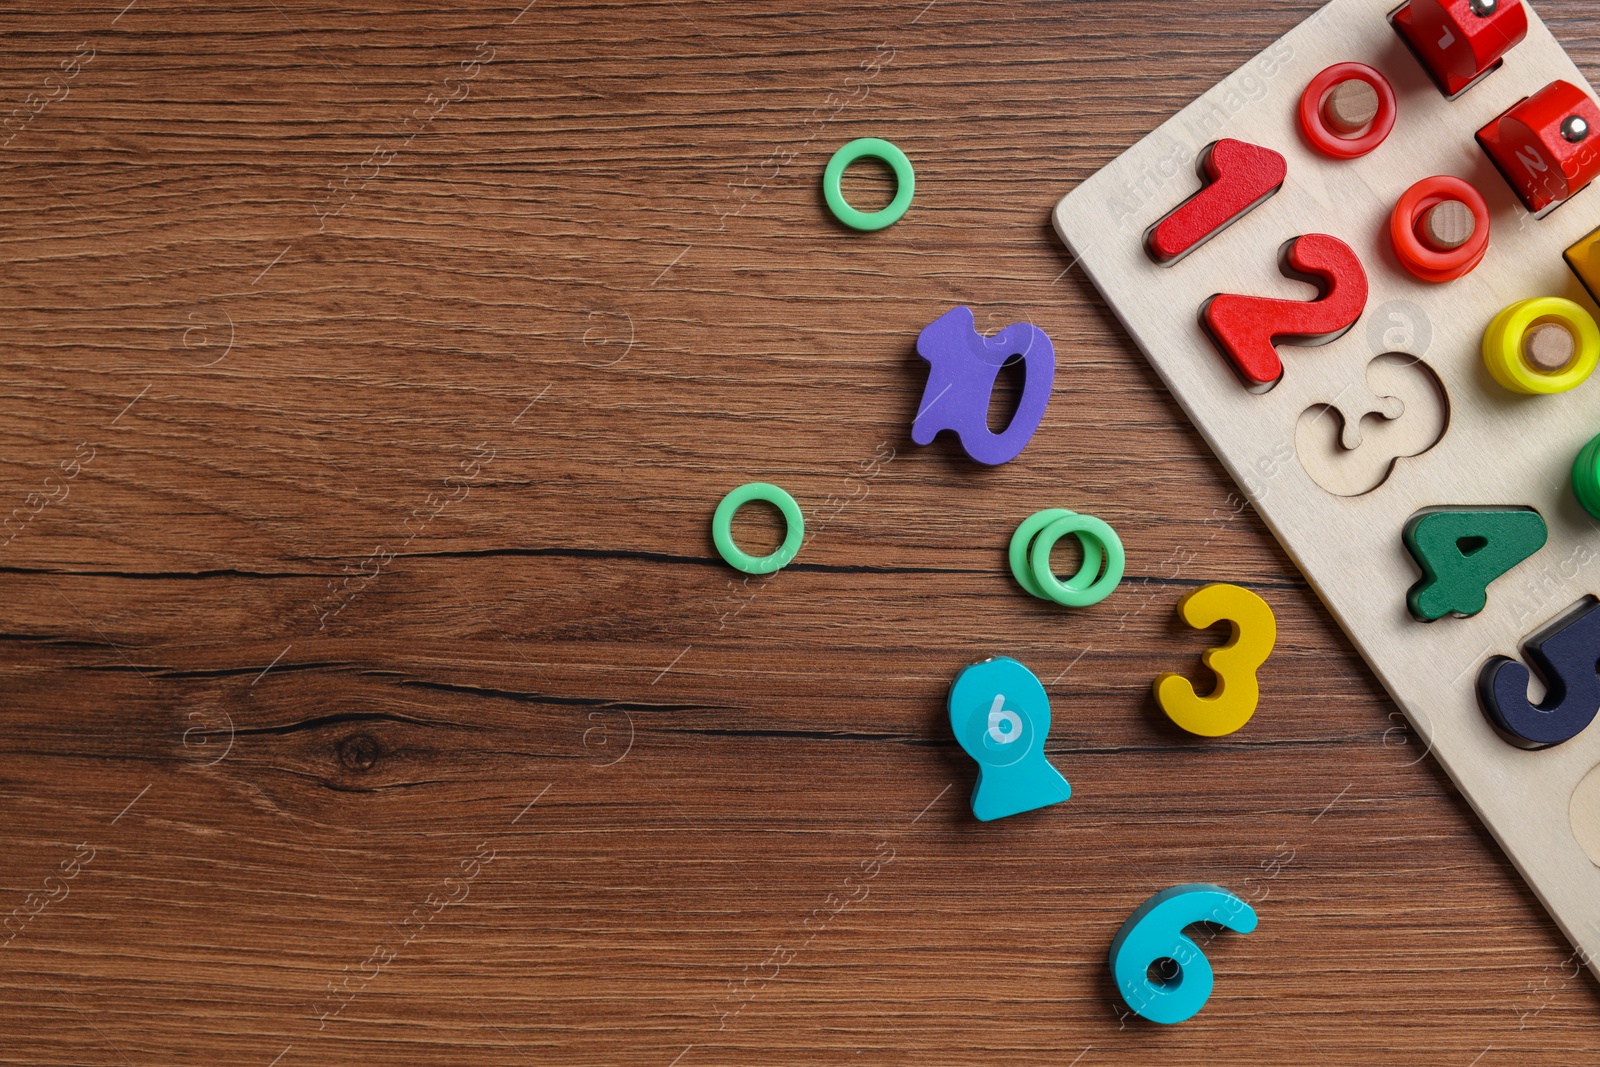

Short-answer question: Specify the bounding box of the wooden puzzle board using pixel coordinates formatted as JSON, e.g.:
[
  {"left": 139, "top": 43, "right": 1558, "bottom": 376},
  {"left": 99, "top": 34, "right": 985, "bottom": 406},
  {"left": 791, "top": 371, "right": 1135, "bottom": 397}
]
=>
[{"left": 1054, "top": 0, "right": 1600, "bottom": 976}]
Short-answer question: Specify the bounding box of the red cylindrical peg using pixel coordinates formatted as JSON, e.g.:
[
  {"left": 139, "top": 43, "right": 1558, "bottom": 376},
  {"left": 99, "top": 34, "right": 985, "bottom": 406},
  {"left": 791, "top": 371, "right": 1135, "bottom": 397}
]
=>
[
  {"left": 1392, "top": 0, "right": 1528, "bottom": 98},
  {"left": 1478, "top": 80, "right": 1600, "bottom": 213}
]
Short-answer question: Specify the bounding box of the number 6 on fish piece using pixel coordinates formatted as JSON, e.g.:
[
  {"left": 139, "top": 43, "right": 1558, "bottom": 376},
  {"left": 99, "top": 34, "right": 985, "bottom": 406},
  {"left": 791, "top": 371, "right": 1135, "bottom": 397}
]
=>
[{"left": 947, "top": 656, "right": 1071, "bottom": 821}]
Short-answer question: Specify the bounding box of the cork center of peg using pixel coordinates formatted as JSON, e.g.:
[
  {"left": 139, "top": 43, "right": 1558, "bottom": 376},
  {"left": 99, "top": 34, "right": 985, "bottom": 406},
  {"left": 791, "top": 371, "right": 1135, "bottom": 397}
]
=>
[
  {"left": 1323, "top": 79, "right": 1379, "bottom": 135},
  {"left": 1524, "top": 321, "right": 1577, "bottom": 373},
  {"left": 1418, "top": 200, "right": 1476, "bottom": 251}
]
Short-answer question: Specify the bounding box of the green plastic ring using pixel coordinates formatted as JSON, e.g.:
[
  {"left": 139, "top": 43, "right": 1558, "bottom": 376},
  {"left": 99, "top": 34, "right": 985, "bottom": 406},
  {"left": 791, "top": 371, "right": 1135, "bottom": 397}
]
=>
[
  {"left": 1008, "top": 508, "right": 1104, "bottom": 601},
  {"left": 1029, "top": 514, "right": 1125, "bottom": 608},
  {"left": 823, "top": 137, "right": 915, "bottom": 231},
  {"left": 1574, "top": 432, "right": 1600, "bottom": 520},
  {"left": 712, "top": 482, "right": 805, "bottom": 575}
]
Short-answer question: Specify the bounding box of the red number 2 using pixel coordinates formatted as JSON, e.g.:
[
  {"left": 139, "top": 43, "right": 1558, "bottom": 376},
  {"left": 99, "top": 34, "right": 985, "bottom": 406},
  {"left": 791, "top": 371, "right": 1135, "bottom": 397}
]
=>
[{"left": 1200, "top": 233, "right": 1368, "bottom": 390}]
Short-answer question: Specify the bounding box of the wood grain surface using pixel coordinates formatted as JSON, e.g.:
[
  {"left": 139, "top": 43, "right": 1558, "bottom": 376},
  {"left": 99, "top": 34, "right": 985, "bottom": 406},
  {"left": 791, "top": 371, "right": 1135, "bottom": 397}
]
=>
[{"left": 0, "top": 2, "right": 1596, "bottom": 1065}]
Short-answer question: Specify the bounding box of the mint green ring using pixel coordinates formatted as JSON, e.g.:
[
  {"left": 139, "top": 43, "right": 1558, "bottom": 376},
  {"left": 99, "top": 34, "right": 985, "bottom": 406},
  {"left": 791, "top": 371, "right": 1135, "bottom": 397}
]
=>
[
  {"left": 1574, "top": 431, "right": 1600, "bottom": 520},
  {"left": 1029, "top": 514, "right": 1124, "bottom": 608},
  {"left": 712, "top": 482, "right": 804, "bottom": 575},
  {"left": 1009, "top": 508, "right": 1103, "bottom": 601},
  {"left": 823, "top": 138, "right": 915, "bottom": 231}
]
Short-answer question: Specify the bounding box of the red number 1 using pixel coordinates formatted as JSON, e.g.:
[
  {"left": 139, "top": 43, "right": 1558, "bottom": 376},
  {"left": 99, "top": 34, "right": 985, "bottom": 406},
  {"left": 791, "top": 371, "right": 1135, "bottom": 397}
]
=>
[{"left": 1146, "top": 139, "right": 1287, "bottom": 264}]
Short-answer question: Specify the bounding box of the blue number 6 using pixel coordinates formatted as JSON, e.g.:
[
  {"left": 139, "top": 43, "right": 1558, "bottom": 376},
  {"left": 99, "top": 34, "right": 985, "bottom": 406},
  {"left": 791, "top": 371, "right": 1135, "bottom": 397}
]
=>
[{"left": 1109, "top": 883, "right": 1257, "bottom": 1025}]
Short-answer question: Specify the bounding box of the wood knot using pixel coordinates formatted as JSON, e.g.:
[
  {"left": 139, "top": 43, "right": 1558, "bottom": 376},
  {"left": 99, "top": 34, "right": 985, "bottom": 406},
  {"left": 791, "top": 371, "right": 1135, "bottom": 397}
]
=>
[{"left": 338, "top": 733, "right": 380, "bottom": 772}]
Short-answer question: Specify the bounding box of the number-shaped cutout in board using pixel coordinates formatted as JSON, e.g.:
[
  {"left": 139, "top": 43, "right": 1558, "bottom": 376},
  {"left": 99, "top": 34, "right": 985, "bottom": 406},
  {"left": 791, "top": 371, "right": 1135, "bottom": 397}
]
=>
[{"left": 1293, "top": 353, "right": 1449, "bottom": 496}]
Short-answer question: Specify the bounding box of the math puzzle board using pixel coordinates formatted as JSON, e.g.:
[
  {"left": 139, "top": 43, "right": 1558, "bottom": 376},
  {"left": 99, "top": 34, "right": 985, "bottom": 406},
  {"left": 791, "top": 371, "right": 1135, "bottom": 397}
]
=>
[{"left": 1054, "top": 0, "right": 1600, "bottom": 974}]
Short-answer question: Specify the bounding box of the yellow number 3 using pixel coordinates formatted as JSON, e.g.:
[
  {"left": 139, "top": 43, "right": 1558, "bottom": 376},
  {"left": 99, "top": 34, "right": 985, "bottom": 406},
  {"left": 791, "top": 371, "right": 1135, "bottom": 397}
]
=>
[{"left": 1155, "top": 583, "right": 1276, "bottom": 737}]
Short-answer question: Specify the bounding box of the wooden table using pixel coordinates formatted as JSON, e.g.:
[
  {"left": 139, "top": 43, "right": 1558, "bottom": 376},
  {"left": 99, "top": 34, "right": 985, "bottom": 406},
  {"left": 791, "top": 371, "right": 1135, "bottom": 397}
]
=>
[{"left": 2, "top": 2, "right": 1596, "bottom": 1063}]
